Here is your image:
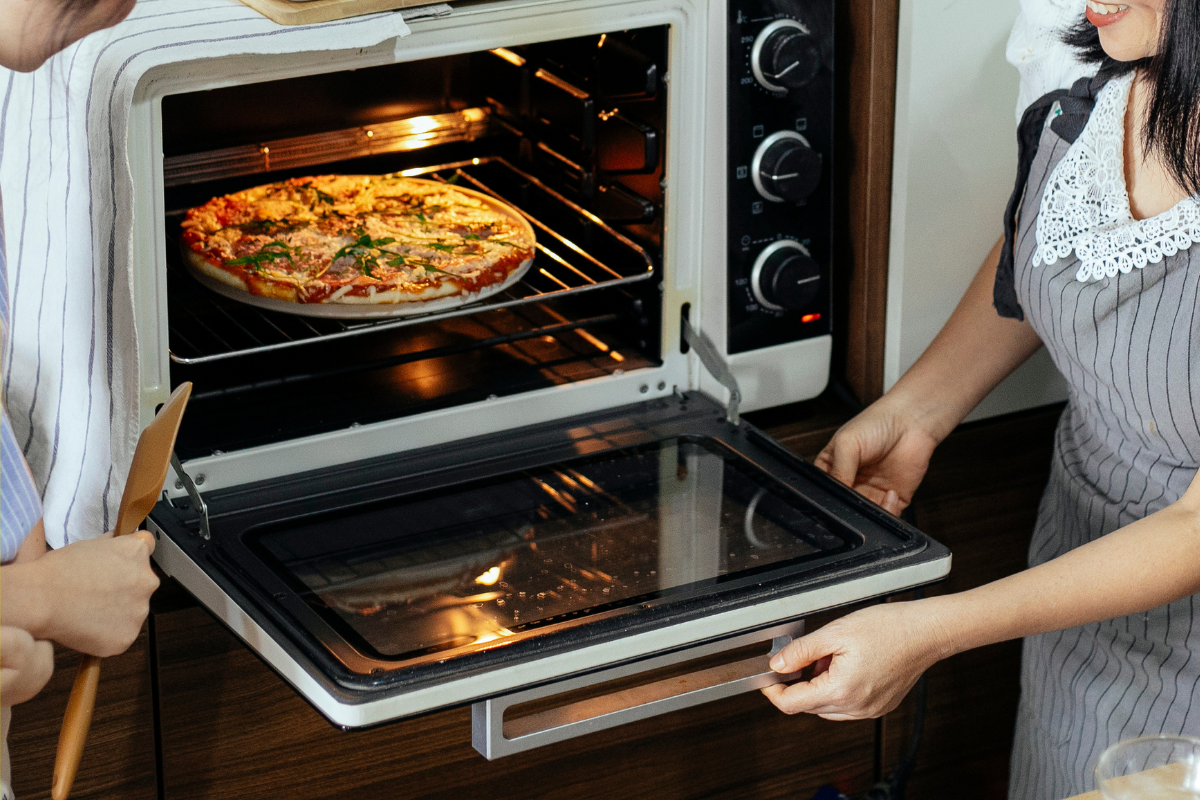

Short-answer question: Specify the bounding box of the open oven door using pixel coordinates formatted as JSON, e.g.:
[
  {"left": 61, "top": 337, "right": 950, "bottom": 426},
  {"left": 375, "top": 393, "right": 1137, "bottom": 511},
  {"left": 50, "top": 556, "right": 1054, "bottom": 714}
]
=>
[{"left": 149, "top": 391, "right": 949, "bottom": 755}]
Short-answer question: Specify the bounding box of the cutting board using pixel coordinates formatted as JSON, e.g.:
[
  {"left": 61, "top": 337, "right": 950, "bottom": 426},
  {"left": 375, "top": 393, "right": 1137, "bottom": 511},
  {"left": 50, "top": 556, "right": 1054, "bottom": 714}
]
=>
[{"left": 238, "top": 0, "right": 439, "bottom": 27}]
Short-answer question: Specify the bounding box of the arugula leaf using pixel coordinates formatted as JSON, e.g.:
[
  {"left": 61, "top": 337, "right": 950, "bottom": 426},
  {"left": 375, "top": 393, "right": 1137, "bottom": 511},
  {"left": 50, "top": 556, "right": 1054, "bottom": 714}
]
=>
[
  {"left": 299, "top": 182, "right": 337, "bottom": 205},
  {"left": 445, "top": 174, "right": 461, "bottom": 185},
  {"left": 460, "top": 232, "right": 518, "bottom": 249},
  {"left": 240, "top": 218, "right": 296, "bottom": 234},
  {"left": 384, "top": 252, "right": 452, "bottom": 276},
  {"left": 333, "top": 234, "right": 405, "bottom": 278},
  {"left": 228, "top": 240, "right": 297, "bottom": 272}
]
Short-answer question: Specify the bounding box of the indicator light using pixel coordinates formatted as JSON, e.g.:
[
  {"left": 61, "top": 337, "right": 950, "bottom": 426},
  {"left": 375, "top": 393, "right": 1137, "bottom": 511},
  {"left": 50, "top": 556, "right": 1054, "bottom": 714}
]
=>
[{"left": 801, "top": 313, "right": 821, "bottom": 323}]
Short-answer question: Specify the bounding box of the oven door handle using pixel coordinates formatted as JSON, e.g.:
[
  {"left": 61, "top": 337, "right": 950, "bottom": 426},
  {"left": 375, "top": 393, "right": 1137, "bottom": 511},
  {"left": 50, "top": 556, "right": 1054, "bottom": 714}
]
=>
[{"left": 471, "top": 622, "right": 803, "bottom": 759}]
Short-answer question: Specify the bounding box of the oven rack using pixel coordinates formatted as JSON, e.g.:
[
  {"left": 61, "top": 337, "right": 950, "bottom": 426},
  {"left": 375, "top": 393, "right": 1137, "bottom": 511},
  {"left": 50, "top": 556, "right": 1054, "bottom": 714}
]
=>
[
  {"left": 162, "top": 108, "right": 494, "bottom": 188},
  {"left": 166, "top": 157, "right": 656, "bottom": 366}
]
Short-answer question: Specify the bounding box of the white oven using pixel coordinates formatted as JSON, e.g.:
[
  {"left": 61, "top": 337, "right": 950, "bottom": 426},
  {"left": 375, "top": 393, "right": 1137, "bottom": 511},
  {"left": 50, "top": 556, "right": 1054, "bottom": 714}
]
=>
[{"left": 125, "top": 0, "right": 950, "bottom": 757}]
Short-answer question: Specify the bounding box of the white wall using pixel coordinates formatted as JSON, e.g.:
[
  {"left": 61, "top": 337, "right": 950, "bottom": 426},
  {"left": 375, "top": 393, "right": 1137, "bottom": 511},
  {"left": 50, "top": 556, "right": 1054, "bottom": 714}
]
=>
[{"left": 886, "top": 0, "right": 1068, "bottom": 421}]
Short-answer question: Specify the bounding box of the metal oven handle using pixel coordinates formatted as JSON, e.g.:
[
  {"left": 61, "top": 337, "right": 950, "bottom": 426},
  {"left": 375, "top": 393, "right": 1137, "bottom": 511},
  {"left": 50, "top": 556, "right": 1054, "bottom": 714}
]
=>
[{"left": 471, "top": 622, "right": 803, "bottom": 759}]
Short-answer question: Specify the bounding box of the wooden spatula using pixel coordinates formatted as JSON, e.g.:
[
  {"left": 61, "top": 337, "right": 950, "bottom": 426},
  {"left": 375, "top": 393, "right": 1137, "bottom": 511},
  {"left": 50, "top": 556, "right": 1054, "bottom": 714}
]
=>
[{"left": 51, "top": 381, "right": 193, "bottom": 800}]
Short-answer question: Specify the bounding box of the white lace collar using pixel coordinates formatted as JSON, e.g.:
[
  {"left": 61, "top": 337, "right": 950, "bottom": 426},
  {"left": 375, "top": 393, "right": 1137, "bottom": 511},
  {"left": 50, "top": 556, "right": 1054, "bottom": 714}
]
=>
[{"left": 1033, "top": 72, "right": 1200, "bottom": 282}]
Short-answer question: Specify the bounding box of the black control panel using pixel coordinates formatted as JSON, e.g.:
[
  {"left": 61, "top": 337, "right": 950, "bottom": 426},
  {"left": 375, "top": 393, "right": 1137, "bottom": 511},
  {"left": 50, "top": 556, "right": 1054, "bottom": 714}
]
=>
[{"left": 727, "top": 0, "right": 833, "bottom": 354}]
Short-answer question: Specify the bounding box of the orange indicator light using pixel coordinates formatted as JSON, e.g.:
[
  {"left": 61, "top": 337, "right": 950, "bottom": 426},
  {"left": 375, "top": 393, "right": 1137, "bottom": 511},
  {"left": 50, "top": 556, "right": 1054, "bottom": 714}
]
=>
[{"left": 801, "top": 313, "right": 821, "bottom": 324}]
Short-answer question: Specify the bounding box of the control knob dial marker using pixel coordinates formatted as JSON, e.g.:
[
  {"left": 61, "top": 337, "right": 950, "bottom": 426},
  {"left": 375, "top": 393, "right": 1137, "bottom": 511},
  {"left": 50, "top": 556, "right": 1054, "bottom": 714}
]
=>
[
  {"left": 751, "top": 130, "right": 822, "bottom": 203},
  {"left": 751, "top": 19, "right": 821, "bottom": 95},
  {"left": 751, "top": 240, "right": 821, "bottom": 312}
]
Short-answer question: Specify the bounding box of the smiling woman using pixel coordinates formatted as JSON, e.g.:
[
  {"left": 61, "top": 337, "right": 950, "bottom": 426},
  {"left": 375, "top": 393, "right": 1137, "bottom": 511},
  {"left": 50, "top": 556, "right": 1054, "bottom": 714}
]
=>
[{"left": 759, "top": 0, "right": 1200, "bottom": 797}]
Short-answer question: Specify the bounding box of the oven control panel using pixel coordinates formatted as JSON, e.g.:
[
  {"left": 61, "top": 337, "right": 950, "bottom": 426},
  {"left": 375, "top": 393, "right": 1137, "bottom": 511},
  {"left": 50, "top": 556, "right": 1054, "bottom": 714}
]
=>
[{"left": 727, "top": 0, "right": 833, "bottom": 354}]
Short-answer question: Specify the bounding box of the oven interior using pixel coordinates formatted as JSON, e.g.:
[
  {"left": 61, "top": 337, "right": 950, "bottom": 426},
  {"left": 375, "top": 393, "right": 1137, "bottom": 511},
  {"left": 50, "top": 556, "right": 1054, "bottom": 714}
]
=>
[{"left": 160, "top": 26, "right": 669, "bottom": 459}]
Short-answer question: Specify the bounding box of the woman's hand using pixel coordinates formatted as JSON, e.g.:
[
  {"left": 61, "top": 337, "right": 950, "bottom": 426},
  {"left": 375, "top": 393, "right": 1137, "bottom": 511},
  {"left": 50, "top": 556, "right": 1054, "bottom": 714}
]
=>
[
  {"left": 815, "top": 398, "right": 939, "bottom": 516},
  {"left": 1, "top": 626, "right": 55, "bottom": 706},
  {"left": 39, "top": 531, "right": 159, "bottom": 657},
  {"left": 761, "top": 602, "right": 952, "bottom": 720},
  {"left": 3, "top": 531, "right": 160, "bottom": 658}
]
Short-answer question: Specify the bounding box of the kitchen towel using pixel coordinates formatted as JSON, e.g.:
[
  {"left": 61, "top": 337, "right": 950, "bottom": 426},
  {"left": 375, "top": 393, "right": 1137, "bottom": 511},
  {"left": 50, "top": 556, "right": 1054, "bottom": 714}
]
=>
[{"left": 0, "top": 0, "right": 419, "bottom": 547}]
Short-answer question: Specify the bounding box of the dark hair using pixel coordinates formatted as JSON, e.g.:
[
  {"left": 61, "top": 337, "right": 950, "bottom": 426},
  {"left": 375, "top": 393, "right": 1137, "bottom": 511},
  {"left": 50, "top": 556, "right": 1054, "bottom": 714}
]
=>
[{"left": 1065, "top": 0, "right": 1200, "bottom": 196}]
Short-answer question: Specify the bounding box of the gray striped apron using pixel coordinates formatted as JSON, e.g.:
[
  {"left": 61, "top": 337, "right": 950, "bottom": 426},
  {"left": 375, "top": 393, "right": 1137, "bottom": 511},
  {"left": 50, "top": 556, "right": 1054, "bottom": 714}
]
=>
[{"left": 1006, "top": 123, "right": 1200, "bottom": 798}]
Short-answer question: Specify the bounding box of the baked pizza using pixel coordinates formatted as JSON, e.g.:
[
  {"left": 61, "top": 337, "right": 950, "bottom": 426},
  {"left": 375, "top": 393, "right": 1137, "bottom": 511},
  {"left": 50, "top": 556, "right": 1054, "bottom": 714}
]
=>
[{"left": 180, "top": 174, "right": 536, "bottom": 314}]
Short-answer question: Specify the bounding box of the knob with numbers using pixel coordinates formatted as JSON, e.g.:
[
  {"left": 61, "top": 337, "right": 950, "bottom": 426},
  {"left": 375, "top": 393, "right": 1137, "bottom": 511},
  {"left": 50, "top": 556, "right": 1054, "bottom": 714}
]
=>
[
  {"left": 751, "top": 240, "right": 821, "bottom": 312},
  {"left": 751, "top": 131, "right": 822, "bottom": 204},
  {"left": 751, "top": 19, "right": 821, "bottom": 95}
]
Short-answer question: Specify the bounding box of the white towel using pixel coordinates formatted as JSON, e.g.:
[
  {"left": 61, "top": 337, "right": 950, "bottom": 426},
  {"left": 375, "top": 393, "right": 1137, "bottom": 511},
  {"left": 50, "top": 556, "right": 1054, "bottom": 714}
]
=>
[{"left": 0, "top": 0, "right": 417, "bottom": 547}]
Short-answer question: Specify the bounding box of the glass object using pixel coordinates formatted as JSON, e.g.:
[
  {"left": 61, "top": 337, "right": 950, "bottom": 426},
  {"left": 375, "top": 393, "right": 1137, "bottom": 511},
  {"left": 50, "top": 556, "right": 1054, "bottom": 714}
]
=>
[
  {"left": 249, "top": 436, "right": 858, "bottom": 662},
  {"left": 1096, "top": 736, "right": 1200, "bottom": 800}
]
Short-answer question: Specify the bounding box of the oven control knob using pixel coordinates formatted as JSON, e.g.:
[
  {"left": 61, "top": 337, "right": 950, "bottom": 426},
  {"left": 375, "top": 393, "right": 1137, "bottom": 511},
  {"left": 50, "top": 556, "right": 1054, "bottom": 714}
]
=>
[
  {"left": 751, "top": 131, "right": 822, "bottom": 204},
  {"left": 751, "top": 240, "right": 820, "bottom": 312},
  {"left": 751, "top": 19, "right": 821, "bottom": 95}
]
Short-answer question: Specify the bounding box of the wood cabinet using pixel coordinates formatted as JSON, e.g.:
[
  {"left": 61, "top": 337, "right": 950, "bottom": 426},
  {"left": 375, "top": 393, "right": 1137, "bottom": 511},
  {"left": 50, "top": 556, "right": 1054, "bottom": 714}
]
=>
[{"left": 7, "top": 628, "right": 157, "bottom": 800}]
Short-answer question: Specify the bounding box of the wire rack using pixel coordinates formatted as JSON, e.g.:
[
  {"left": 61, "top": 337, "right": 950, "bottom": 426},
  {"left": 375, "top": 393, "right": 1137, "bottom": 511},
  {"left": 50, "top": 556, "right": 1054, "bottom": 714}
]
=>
[{"left": 166, "top": 157, "right": 656, "bottom": 366}]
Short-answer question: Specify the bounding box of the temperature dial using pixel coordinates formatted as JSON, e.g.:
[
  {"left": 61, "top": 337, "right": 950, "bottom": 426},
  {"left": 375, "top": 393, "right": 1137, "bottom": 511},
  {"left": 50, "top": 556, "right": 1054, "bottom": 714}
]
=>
[
  {"left": 751, "top": 19, "right": 821, "bottom": 95},
  {"left": 751, "top": 131, "right": 823, "bottom": 203},
  {"left": 751, "top": 240, "right": 821, "bottom": 312}
]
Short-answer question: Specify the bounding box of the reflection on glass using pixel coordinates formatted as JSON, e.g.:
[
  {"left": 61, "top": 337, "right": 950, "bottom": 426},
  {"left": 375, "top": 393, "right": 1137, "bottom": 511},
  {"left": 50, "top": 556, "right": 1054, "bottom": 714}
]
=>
[{"left": 251, "top": 438, "right": 856, "bottom": 662}]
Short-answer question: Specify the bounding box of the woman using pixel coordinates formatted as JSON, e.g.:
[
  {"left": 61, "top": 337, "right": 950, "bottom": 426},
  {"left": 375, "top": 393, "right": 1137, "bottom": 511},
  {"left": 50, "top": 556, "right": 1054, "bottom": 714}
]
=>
[
  {"left": 763, "top": 0, "right": 1200, "bottom": 796},
  {"left": 0, "top": 0, "right": 160, "bottom": 795}
]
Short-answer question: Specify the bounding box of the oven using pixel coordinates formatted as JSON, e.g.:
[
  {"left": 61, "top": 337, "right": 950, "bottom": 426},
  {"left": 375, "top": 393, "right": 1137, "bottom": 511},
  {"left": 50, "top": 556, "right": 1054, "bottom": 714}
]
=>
[{"left": 131, "top": 0, "right": 951, "bottom": 757}]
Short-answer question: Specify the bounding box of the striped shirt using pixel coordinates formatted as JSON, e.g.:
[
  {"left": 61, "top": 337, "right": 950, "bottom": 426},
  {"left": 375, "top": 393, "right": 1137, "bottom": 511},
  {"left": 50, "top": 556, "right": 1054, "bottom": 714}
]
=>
[
  {"left": 0, "top": 204, "right": 43, "bottom": 562},
  {"left": 0, "top": 0, "right": 412, "bottom": 547}
]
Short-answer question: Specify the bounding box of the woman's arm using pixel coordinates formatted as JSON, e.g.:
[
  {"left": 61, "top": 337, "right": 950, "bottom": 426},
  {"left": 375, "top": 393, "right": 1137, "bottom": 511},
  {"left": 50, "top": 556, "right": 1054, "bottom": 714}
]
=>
[
  {"left": 763, "top": 468, "right": 1200, "bottom": 719},
  {"left": 871, "top": 235, "right": 1043, "bottom": 445},
  {"left": 814, "top": 235, "right": 1044, "bottom": 514}
]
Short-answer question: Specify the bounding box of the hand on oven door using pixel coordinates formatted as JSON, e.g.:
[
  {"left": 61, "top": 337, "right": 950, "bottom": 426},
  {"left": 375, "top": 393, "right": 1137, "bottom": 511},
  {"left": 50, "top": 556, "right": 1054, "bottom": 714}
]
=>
[
  {"left": 814, "top": 397, "right": 940, "bottom": 516},
  {"left": 760, "top": 601, "right": 952, "bottom": 720}
]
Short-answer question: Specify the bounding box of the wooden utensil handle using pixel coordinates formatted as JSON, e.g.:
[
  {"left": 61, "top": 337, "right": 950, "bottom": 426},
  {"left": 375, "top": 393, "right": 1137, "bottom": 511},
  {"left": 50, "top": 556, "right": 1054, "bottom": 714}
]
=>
[{"left": 51, "top": 655, "right": 101, "bottom": 800}]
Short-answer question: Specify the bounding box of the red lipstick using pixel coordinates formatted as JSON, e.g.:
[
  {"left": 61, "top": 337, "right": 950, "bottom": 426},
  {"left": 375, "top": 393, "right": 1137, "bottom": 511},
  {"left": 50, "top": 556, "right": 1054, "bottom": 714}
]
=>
[{"left": 1086, "top": 4, "right": 1130, "bottom": 27}]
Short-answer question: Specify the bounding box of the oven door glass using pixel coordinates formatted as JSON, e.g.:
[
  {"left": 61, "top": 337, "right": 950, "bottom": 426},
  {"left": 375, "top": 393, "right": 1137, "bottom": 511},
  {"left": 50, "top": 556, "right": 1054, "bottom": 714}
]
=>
[
  {"left": 150, "top": 392, "right": 949, "bottom": 727},
  {"left": 249, "top": 436, "right": 854, "bottom": 662}
]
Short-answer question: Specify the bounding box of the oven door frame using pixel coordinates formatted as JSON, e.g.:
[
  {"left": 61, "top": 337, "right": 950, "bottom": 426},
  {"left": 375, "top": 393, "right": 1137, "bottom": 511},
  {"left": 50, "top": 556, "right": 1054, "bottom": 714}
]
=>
[{"left": 149, "top": 392, "right": 950, "bottom": 730}]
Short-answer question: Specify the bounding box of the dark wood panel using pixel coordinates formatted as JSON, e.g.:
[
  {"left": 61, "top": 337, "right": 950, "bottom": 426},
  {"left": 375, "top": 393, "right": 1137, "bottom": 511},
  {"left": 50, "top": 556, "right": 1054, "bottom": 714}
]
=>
[
  {"left": 834, "top": 0, "right": 900, "bottom": 404},
  {"left": 154, "top": 606, "right": 875, "bottom": 800},
  {"left": 880, "top": 404, "right": 1063, "bottom": 799},
  {"left": 7, "top": 628, "right": 157, "bottom": 800}
]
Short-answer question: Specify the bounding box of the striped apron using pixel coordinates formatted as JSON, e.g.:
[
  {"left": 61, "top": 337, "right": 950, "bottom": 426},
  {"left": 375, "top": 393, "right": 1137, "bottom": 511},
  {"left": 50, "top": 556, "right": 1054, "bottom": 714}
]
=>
[{"left": 1007, "top": 119, "right": 1200, "bottom": 797}]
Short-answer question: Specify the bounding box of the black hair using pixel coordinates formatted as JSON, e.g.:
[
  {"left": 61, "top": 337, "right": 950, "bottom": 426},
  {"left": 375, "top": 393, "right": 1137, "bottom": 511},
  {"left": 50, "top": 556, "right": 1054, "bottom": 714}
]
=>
[{"left": 1065, "top": 1, "right": 1200, "bottom": 196}]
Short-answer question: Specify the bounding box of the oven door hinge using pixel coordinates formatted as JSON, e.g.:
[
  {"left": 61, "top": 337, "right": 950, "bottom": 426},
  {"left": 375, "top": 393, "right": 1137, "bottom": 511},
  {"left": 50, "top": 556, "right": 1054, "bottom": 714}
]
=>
[
  {"left": 169, "top": 454, "right": 211, "bottom": 541},
  {"left": 681, "top": 315, "right": 741, "bottom": 426}
]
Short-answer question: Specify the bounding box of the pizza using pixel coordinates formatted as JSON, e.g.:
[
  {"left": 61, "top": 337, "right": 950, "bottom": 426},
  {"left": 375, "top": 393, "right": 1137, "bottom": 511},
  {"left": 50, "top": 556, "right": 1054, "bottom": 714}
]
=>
[{"left": 180, "top": 174, "right": 536, "bottom": 310}]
